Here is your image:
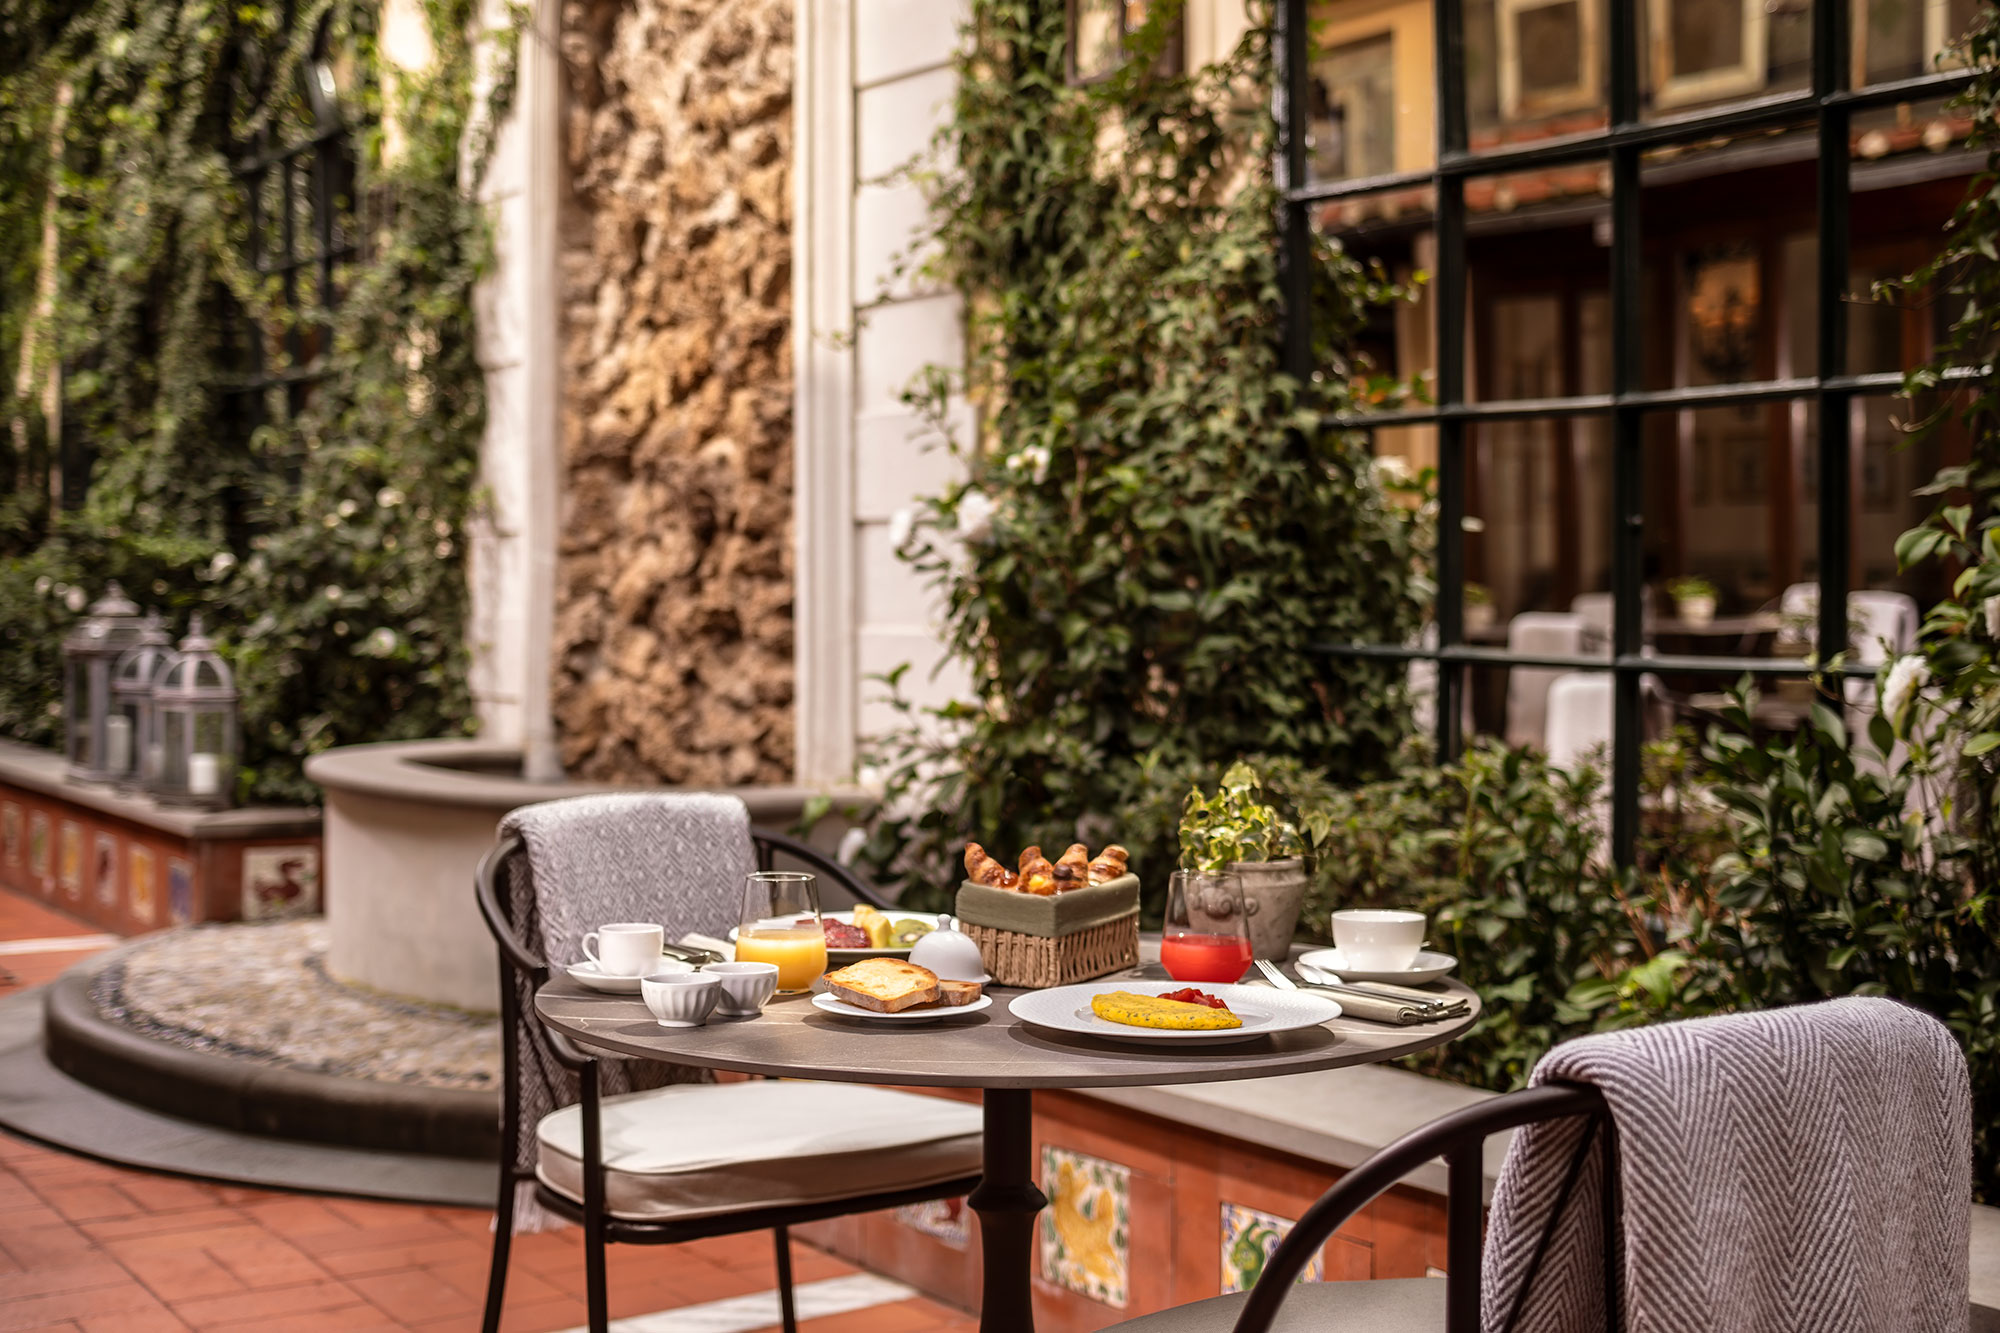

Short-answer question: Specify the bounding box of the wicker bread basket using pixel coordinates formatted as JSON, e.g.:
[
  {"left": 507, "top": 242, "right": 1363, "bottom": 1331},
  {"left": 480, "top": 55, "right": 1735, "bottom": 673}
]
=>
[{"left": 955, "top": 874, "right": 1140, "bottom": 988}]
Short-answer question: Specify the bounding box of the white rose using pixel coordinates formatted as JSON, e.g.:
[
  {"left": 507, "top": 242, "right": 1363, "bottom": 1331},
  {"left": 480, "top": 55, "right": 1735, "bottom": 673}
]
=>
[
  {"left": 336, "top": 498, "right": 359, "bottom": 519},
  {"left": 887, "top": 507, "right": 916, "bottom": 553},
  {"left": 208, "top": 552, "right": 236, "bottom": 579},
  {"left": 363, "top": 627, "right": 399, "bottom": 657},
  {"left": 376, "top": 486, "right": 405, "bottom": 508},
  {"left": 836, "top": 826, "right": 868, "bottom": 866},
  {"left": 1882, "top": 654, "right": 1929, "bottom": 731},
  {"left": 64, "top": 586, "right": 86, "bottom": 613},
  {"left": 324, "top": 585, "right": 344, "bottom": 602},
  {"left": 33, "top": 576, "right": 51, "bottom": 597},
  {"left": 1373, "top": 454, "right": 1411, "bottom": 483},
  {"left": 1011, "top": 444, "right": 1052, "bottom": 484},
  {"left": 1985, "top": 594, "right": 2000, "bottom": 640},
  {"left": 956, "top": 490, "right": 996, "bottom": 544}
]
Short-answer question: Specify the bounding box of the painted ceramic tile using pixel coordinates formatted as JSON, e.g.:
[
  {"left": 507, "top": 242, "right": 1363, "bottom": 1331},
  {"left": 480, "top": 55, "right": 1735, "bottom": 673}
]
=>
[
  {"left": 128, "top": 846, "right": 156, "bottom": 925},
  {"left": 242, "top": 845, "right": 319, "bottom": 919},
  {"left": 29, "top": 811, "right": 50, "bottom": 891},
  {"left": 894, "top": 1197, "right": 969, "bottom": 1249},
  {"left": 1039, "top": 1146, "right": 1130, "bottom": 1308},
  {"left": 1220, "top": 1203, "right": 1325, "bottom": 1294},
  {"left": 2, "top": 802, "right": 19, "bottom": 868},
  {"left": 58, "top": 820, "right": 82, "bottom": 900},
  {"left": 168, "top": 857, "right": 195, "bottom": 926},
  {"left": 93, "top": 833, "right": 118, "bottom": 908}
]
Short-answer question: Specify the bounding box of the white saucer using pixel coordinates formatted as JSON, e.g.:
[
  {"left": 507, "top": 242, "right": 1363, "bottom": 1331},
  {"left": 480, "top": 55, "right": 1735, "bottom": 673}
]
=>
[
  {"left": 566, "top": 957, "right": 691, "bottom": 993},
  {"left": 1296, "top": 948, "right": 1457, "bottom": 987},
  {"left": 1008, "top": 981, "right": 1340, "bottom": 1047},
  {"left": 810, "top": 992, "right": 994, "bottom": 1023}
]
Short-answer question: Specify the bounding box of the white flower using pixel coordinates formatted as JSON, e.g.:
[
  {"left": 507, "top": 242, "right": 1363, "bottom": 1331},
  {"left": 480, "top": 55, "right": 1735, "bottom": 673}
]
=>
[
  {"left": 836, "top": 826, "right": 868, "bottom": 866},
  {"left": 1373, "top": 454, "right": 1411, "bottom": 484},
  {"left": 887, "top": 507, "right": 916, "bottom": 553},
  {"left": 323, "top": 585, "right": 344, "bottom": 602},
  {"left": 336, "top": 498, "right": 359, "bottom": 519},
  {"left": 956, "top": 490, "right": 996, "bottom": 544},
  {"left": 1010, "top": 444, "right": 1052, "bottom": 483},
  {"left": 376, "top": 486, "right": 405, "bottom": 508},
  {"left": 1882, "top": 654, "right": 1929, "bottom": 729},
  {"left": 208, "top": 552, "right": 236, "bottom": 579},
  {"left": 63, "top": 586, "right": 86, "bottom": 613},
  {"left": 363, "top": 627, "right": 399, "bottom": 657},
  {"left": 33, "top": 576, "right": 51, "bottom": 597},
  {"left": 1985, "top": 594, "right": 2000, "bottom": 640}
]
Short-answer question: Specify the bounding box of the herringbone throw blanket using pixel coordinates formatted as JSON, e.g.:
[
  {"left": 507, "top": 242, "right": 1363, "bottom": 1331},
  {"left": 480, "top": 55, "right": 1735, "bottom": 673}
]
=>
[
  {"left": 496, "top": 792, "right": 755, "bottom": 1231},
  {"left": 1481, "top": 998, "right": 1971, "bottom": 1333}
]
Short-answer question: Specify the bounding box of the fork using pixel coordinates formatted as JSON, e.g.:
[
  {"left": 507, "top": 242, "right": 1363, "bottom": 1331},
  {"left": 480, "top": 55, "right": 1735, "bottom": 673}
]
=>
[{"left": 1259, "top": 957, "right": 1455, "bottom": 1011}]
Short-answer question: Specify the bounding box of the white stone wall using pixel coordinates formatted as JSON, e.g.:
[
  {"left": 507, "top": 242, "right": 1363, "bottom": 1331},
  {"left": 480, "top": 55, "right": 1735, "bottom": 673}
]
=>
[{"left": 794, "top": 0, "right": 972, "bottom": 786}]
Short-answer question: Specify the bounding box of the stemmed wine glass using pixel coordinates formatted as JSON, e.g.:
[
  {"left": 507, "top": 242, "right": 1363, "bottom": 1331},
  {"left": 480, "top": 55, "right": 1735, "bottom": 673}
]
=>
[
  {"left": 733, "top": 871, "right": 827, "bottom": 994},
  {"left": 1161, "top": 870, "right": 1254, "bottom": 984}
]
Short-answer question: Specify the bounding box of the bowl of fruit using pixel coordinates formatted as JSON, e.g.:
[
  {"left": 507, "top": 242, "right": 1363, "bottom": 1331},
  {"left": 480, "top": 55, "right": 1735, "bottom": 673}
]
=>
[{"left": 732, "top": 904, "right": 941, "bottom": 964}]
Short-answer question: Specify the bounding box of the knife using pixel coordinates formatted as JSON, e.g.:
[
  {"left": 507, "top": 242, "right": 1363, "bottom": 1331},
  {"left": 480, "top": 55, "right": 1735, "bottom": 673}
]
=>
[
  {"left": 1294, "top": 961, "right": 1457, "bottom": 1006},
  {"left": 1256, "top": 958, "right": 1464, "bottom": 1013}
]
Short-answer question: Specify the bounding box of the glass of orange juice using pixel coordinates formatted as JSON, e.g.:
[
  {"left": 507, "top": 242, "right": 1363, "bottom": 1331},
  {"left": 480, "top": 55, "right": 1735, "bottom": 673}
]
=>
[{"left": 734, "top": 871, "right": 827, "bottom": 993}]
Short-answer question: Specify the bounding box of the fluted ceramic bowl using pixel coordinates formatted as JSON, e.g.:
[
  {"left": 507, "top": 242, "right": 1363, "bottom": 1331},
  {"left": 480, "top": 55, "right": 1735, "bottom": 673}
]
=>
[
  {"left": 641, "top": 972, "right": 721, "bottom": 1027},
  {"left": 700, "top": 961, "right": 779, "bottom": 1017}
]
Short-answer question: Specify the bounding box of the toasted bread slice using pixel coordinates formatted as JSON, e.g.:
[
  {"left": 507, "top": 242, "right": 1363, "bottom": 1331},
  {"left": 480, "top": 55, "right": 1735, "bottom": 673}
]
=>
[
  {"left": 935, "top": 979, "right": 984, "bottom": 1007},
  {"left": 823, "top": 958, "right": 939, "bottom": 1013}
]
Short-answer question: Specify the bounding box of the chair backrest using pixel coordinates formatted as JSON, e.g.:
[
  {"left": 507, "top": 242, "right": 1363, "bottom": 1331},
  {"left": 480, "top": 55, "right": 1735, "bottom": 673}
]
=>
[
  {"left": 1850, "top": 590, "right": 1919, "bottom": 664},
  {"left": 1505, "top": 612, "right": 1586, "bottom": 750},
  {"left": 1226, "top": 1083, "right": 1617, "bottom": 1333}
]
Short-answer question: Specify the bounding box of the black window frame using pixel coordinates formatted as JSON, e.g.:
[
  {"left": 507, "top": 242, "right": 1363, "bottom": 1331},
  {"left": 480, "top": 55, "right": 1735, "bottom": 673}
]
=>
[{"left": 1273, "top": 0, "right": 1978, "bottom": 864}]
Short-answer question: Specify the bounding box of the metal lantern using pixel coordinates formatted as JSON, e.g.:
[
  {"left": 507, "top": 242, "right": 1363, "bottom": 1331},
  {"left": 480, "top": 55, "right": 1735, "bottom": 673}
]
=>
[
  {"left": 109, "top": 612, "right": 174, "bottom": 790},
  {"left": 149, "top": 615, "right": 240, "bottom": 809},
  {"left": 61, "top": 582, "right": 148, "bottom": 783}
]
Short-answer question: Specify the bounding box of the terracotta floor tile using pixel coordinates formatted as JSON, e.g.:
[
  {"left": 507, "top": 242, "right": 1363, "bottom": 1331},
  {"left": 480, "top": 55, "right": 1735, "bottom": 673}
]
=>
[
  {"left": 236, "top": 1197, "right": 362, "bottom": 1239},
  {"left": 341, "top": 1270, "right": 479, "bottom": 1325},
  {"left": 487, "top": 1294, "right": 588, "bottom": 1333},
  {"left": 77, "top": 1207, "right": 250, "bottom": 1242},
  {"left": 793, "top": 1297, "right": 955, "bottom": 1332},
  {"left": 111, "top": 1176, "right": 224, "bottom": 1215},
  {"left": 165, "top": 1278, "right": 366, "bottom": 1329},
  {"left": 0, "top": 1259, "right": 132, "bottom": 1304},
  {"left": 112, "top": 1247, "right": 246, "bottom": 1303},
  {"left": 195, "top": 1303, "right": 402, "bottom": 1332},
  {"left": 315, "top": 1236, "right": 491, "bottom": 1279},
  {"left": 204, "top": 1232, "right": 331, "bottom": 1289},
  {"left": 75, "top": 1308, "right": 191, "bottom": 1333},
  {"left": 0, "top": 1282, "right": 179, "bottom": 1333}
]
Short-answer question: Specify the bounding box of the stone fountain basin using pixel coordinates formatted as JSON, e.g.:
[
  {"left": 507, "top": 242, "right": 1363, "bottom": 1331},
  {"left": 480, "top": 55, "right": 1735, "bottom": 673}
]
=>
[{"left": 304, "top": 739, "right": 856, "bottom": 1012}]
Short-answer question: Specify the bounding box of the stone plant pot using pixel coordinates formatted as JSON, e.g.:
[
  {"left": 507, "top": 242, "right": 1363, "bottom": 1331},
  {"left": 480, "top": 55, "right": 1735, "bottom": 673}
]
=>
[
  {"left": 1230, "top": 857, "right": 1309, "bottom": 961},
  {"left": 1675, "top": 595, "right": 1717, "bottom": 627}
]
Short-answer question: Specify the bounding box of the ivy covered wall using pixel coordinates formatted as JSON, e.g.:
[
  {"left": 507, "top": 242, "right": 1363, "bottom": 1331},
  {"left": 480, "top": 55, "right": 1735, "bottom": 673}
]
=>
[{"left": 0, "top": 0, "right": 511, "bottom": 803}]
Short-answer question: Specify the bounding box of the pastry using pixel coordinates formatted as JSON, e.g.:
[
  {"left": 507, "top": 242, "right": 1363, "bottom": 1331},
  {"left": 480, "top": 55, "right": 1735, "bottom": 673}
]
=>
[
  {"left": 1019, "top": 850, "right": 1057, "bottom": 895},
  {"left": 1086, "top": 845, "right": 1130, "bottom": 885},
  {"left": 965, "top": 843, "right": 1018, "bottom": 889},
  {"left": 1052, "top": 843, "right": 1090, "bottom": 890}
]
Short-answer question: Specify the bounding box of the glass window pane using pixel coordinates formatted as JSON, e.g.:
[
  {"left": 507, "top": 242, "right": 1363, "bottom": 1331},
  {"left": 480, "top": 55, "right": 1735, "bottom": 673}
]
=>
[
  {"left": 1466, "top": 413, "right": 1614, "bottom": 627},
  {"left": 1073, "top": 0, "right": 1121, "bottom": 81},
  {"left": 1466, "top": 0, "right": 1608, "bottom": 144},
  {"left": 1642, "top": 0, "right": 1812, "bottom": 117},
  {"left": 1309, "top": 33, "right": 1398, "bottom": 182}
]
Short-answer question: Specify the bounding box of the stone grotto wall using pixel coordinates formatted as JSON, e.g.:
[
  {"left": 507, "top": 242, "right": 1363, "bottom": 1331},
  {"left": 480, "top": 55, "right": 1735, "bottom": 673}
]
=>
[{"left": 552, "top": 0, "right": 795, "bottom": 785}]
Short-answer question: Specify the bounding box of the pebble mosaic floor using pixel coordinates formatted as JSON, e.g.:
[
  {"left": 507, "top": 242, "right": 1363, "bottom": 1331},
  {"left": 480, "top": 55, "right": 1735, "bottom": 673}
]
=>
[
  {"left": 0, "top": 890, "right": 977, "bottom": 1333},
  {"left": 93, "top": 922, "right": 501, "bottom": 1089}
]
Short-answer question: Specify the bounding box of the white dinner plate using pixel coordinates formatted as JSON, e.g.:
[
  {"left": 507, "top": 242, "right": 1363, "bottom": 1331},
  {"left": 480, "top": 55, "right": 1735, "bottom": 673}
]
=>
[
  {"left": 810, "top": 991, "right": 994, "bottom": 1023},
  {"left": 1295, "top": 948, "right": 1458, "bottom": 987},
  {"left": 1008, "top": 981, "right": 1341, "bottom": 1046},
  {"left": 730, "top": 910, "right": 943, "bottom": 963},
  {"left": 566, "top": 957, "right": 692, "bottom": 994}
]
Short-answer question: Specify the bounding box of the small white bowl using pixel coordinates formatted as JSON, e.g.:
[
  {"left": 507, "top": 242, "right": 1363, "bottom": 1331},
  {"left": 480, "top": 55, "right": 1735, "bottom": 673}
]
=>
[
  {"left": 907, "top": 928, "right": 990, "bottom": 983},
  {"left": 1330, "top": 909, "right": 1427, "bottom": 973},
  {"left": 701, "top": 961, "right": 779, "bottom": 1017},
  {"left": 641, "top": 972, "right": 721, "bottom": 1027}
]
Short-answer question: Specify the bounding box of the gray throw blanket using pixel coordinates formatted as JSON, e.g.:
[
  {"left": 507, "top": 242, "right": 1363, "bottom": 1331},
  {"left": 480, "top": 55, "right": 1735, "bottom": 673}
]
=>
[
  {"left": 496, "top": 792, "right": 755, "bottom": 1231},
  {"left": 1481, "top": 998, "right": 1971, "bottom": 1333}
]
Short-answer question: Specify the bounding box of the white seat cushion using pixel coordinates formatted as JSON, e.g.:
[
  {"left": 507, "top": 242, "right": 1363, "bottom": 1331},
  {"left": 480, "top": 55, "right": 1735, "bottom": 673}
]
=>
[{"left": 536, "top": 1080, "right": 982, "bottom": 1222}]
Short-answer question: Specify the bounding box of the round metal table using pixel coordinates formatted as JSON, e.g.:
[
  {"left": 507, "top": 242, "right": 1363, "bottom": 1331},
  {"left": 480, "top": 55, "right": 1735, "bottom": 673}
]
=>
[{"left": 536, "top": 951, "right": 1478, "bottom": 1331}]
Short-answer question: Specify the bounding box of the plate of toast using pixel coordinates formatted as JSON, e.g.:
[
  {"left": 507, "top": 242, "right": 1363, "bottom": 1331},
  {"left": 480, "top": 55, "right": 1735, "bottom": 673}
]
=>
[{"left": 813, "top": 958, "right": 990, "bottom": 1023}]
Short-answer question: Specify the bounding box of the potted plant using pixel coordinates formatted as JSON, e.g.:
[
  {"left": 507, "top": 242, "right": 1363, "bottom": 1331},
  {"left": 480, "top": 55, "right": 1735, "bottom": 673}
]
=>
[
  {"left": 1463, "top": 582, "right": 1496, "bottom": 634},
  {"left": 1668, "top": 576, "right": 1717, "bottom": 627},
  {"left": 1179, "top": 762, "right": 1307, "bottom": 959}
]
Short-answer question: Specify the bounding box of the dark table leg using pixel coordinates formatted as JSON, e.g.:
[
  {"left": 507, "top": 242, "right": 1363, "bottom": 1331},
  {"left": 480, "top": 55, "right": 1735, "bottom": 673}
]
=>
[{"left": 969, "top": 1088, "right": 1044, "bottom": 1333}]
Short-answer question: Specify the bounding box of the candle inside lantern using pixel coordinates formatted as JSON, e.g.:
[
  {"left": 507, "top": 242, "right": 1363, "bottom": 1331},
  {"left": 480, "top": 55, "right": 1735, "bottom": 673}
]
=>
[
  {"left": 144, "top": 743, "right": 164, "bottom": 781},
  {"left": 104, "top": 716, "right": 132, "bottom": 776},
  {"left": 188, "top": 753, "right": 220, "bottom": 797}
]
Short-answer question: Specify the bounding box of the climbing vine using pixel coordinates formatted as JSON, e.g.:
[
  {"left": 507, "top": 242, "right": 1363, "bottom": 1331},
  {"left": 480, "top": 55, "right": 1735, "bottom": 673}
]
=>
[
  {"left": 0, "top": 0, "right": 514, "bottom": 802},
  {"left": 849, "top": 0, "right": 1430, "bottom": 905}
]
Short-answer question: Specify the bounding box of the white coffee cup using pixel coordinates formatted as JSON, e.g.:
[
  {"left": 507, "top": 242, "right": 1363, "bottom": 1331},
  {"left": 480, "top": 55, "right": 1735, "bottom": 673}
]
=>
[
  {"left": 701, "top": 961, "right": 779, "bottom": 1017},
  {"left": 583, "top": 922, "right": 664, "bottom": 977},
  {"left": 642, "top": 972, "right": 721, "bottom": 1027},
  {"left": 1330, "top": 909, "right": 1426, "bottom": 972}
]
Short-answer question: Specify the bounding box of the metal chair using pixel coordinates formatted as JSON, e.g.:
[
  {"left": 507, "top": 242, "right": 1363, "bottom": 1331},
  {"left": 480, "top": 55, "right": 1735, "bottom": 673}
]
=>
[
  {"left": 1101, "top": 1083, "right": 1619, "bottom": 1333},
  {"left": 475, "top": 826, "right": 983, "bottom": 1333}
]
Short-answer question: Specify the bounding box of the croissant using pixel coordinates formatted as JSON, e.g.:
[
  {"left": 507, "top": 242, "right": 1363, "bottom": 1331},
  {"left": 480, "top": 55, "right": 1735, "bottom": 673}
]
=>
[
  {"left": 1018, "top": 845, "right": 1044, "bottom": 874},
  {"left": 1019, "top": 851, "right": 1058, "bottom": 895},
  {"left": 964, "top": 842, "right": 1018, "bottom": 889},
  {"left": 1086, "top": 845, "right": 1130, "bottom": 885},
  {"left": 1052, "top": 843, "right": 1090, "bottom": 890}
]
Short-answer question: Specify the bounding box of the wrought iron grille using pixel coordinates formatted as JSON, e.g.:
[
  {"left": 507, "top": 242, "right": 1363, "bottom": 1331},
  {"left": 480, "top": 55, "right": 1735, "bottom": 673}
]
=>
[{"left": 1273, "top": 0, "right": 1980, "bottom": 863}]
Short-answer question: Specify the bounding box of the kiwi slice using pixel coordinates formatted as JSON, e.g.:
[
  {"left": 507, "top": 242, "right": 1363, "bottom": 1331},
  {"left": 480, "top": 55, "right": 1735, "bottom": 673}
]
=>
[{"left": 890, "top": 919, "right": 935, "bottom": 949}]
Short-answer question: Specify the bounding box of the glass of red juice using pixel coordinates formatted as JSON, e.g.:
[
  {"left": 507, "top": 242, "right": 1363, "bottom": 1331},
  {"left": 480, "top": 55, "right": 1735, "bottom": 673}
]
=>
[{"left": 1161, "top": 871, "right": 1254, "bottom": 984}]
